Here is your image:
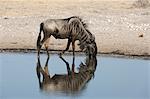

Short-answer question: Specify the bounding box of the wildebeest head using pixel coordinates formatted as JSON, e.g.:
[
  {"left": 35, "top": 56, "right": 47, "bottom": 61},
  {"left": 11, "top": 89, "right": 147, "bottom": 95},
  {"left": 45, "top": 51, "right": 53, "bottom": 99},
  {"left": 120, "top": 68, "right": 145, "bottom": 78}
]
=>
[{"left": 85, "top": 41, "right": 97, "bottom": 58}]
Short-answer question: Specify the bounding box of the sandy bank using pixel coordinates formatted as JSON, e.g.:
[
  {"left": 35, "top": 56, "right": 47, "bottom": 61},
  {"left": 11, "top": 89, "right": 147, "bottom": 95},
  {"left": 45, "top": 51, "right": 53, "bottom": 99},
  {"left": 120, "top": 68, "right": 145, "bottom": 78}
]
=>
[{"left": 0, "top": 0, "right": 150, "bottom": 56}]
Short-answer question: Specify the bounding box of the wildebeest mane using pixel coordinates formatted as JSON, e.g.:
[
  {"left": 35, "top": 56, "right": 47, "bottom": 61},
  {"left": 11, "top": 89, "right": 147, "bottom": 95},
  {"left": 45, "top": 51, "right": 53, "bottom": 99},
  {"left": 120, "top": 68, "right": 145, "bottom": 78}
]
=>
[{"left": 64, "top": 16, "right": 87, "bottom": 28}]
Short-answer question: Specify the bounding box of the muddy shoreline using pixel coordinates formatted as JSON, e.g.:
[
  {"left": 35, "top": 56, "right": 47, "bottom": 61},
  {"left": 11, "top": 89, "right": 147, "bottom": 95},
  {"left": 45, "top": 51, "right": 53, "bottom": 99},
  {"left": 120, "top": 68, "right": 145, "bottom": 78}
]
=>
[{"left": 0, "top": 49, "right": 149, "bottom": 60}]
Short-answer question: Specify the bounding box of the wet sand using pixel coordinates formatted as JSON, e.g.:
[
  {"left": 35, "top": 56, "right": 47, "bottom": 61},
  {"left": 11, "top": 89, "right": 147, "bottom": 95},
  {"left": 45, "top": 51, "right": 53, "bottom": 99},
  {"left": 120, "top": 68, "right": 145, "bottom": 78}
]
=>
[{"left": 0, "top": 0, "right": 150, "bottom": 56}]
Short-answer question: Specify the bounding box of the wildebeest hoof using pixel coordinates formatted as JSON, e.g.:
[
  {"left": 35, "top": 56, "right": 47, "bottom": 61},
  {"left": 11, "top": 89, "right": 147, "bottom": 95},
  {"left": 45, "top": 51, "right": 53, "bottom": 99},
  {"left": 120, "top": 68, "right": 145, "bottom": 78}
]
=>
[{"left": 59, "top": 53, "right": 63, "bottom": 58}]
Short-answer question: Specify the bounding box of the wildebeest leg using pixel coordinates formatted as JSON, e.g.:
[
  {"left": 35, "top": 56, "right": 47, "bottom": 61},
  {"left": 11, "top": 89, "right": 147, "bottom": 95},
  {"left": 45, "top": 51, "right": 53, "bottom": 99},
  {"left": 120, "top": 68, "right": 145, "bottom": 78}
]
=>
[
  {"left": 41, "top": 34, "right": 50, "bottom": 48},
  {"left": 71, "top": 40, "right": 75, "bottom": 77},
  {"left": 44, "top": 56, "right": 50, "bottom": 76},
  {"left": 72, "top": 56, "right": 75, "bottom": 78},
  {"left": 38, "top": 61, "right": 50, "bottom": 83},
  {"left": 59, "top": 55, "right": 71, "bottom": 75},
  {"left": 37, "top": 49, "right": 40, "bottom": 58},
  {"left": 36, "top": 57, "right": 42, "bottom": 89},
  {"left": 59, "top": 39, "right": 71, "bottom": 57},
  {"left": 36, "top": 56, "right": 50, "bottom": 84},
  {"left": 37, "top": 23, "right": 44, "bottom": 58},
  {"left": 72, "top": 41, "right": 75, "bottom": 57},
  {"left": 44, "top": 38, "right": 50, "bottom": 57},
  {"left": 37, "top": 33, "right": 42, "bottom": 58},
  {"left": 41, "top": 35, "right": 51, "bottom": 57}
]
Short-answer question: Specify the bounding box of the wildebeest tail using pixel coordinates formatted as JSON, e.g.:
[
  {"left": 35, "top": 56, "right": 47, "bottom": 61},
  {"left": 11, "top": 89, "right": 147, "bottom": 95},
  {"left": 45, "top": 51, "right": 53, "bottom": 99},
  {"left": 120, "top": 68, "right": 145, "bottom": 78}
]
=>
[{"left": 37, "top": 23, "right": 44, "bottom": 48}]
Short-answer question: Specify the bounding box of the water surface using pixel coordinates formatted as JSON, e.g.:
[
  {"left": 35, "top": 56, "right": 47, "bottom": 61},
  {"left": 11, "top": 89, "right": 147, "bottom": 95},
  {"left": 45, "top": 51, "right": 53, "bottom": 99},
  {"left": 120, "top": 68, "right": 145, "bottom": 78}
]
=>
[{"left": 0, "top": 53, "right": 149, "bottom": 99}]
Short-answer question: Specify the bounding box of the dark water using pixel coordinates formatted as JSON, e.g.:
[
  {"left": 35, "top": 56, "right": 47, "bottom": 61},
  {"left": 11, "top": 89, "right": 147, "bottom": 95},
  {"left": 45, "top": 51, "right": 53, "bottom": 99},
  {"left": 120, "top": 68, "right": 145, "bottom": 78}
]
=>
[{"left": 0, "top": 53, "right": 149, "bottom": 99}]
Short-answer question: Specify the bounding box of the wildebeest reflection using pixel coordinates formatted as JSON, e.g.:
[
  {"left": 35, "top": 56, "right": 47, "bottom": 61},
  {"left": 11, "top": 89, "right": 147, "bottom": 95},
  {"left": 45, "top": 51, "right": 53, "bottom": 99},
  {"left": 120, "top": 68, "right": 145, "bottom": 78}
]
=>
[{"left": 36, "top": 56, "right": 97, "bottom": 93}]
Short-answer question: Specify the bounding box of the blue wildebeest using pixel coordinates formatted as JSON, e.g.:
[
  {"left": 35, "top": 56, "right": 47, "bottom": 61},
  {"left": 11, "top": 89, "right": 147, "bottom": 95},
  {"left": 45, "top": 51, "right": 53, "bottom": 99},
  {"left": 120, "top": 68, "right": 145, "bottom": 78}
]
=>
[{"left": 37, "top": 16, "right": 97, "bottom": 58}]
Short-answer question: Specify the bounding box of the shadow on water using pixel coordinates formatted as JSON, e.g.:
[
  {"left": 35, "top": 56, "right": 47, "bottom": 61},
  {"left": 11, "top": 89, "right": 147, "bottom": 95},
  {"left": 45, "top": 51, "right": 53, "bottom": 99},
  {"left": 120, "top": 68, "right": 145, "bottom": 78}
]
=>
[{"left": 36, "top": 55, "right": 97, "bottom": 95}]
